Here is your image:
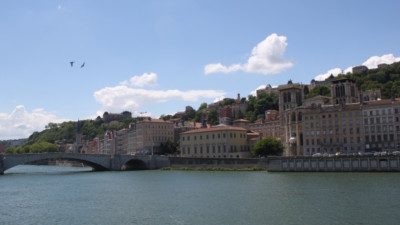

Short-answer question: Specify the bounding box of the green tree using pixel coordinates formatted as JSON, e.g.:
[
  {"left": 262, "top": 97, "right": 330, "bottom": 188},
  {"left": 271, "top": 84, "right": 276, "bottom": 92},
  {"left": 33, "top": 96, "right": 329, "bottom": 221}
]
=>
[
  {"left": 252, "top": 137, "right": 284, "bottom": 157},
  {"left": 159, "top": 139, "right": 179, "bottom": 155},
  {"left": 29, "top": 142, "right": 59, "bottom": 153},
  {"left": 235, "top": 109, "right": 244, "bottom": 120},
  {"left": 5, "top": 146, "right": 16, "bottom": 154},
  {"left": 305, "top": 85, "right": 331, "bottom": 98},
  {"left": 198, "top": 102, "right": 208, "bottom": 110},
  {"left": 220, "top": 98, "right": 236, "bottom": 106},
  {"left": 207, "top": 109, "right": 219, "bottom": 125}
]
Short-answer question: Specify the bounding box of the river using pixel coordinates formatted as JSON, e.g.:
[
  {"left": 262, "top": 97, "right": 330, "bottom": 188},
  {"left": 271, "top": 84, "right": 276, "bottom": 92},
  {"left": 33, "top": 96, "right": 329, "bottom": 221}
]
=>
[{"left": 1, "top": 165, "right": 400, "bottom": 225}]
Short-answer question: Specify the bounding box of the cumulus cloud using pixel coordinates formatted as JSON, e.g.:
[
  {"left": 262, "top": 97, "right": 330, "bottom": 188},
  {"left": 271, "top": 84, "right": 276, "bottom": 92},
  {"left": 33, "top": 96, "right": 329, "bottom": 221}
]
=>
[
  {"left": 313, "top": 54, "right": 400, "bottom": 81},
  {"left": 205, "top": 63, "right": 242, "bottom": 74},
  {"left": 250, "top": 85, "right": 267, "bottom": 96},
  {"left": 314, "top": 68, "right": 342, "bottom": 81},
  {"left": 205, "top": 33, "right": 293, "bottom": 75},
  {"left": 128, "top": 72, "right": 158, "bottom": 87},
  {"left": 362, "top": 54, "right": 400, "bottom": 69},
  {"left": 0, "top": 105, "right": 69, "bottom": 140},
  {"left": 213, "top": 96, "right": 226, "bottom": 103},
  {"left": 94, "top": 80, "right": 226, "bottom": 115}
]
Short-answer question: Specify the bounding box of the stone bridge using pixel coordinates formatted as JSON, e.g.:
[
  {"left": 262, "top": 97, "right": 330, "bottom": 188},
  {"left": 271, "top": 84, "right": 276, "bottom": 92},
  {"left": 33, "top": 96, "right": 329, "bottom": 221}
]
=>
[{"left": 0, "top": 153, "right": 170, "bottom": 175}]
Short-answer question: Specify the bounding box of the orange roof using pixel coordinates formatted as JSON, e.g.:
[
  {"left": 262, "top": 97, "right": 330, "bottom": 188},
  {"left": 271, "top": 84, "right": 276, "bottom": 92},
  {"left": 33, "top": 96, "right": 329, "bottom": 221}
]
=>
[
  {"left": 140, "top": 118, "right": 173, "bottom": 123},
  {"left": 181, "top": 126, "right": 246, "bottom": 134}
]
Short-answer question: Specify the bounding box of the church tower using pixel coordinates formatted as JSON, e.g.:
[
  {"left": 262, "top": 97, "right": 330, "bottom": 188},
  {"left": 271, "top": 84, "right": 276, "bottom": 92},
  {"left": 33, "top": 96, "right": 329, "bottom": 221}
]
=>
[
  {"left": 278, "top": 80, "right": 305, "bottom": 156},
  {"left": 331, "top": 78, "right": 360, "bottom": 105}
]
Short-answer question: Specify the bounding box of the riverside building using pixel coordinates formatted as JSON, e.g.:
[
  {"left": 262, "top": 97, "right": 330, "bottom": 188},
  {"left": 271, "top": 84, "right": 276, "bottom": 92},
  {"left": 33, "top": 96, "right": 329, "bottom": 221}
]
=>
[
  {"left": 180, "top": 126, "right": 255, "bottom": 158},
  {"left": 279, "top": 77, "right": 400, "bottom": 156}
]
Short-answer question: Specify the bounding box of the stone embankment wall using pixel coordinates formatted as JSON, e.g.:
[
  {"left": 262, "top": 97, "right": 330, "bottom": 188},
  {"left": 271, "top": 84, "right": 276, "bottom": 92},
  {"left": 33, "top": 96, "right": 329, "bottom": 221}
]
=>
[
  {"left": 268, "top": 156, "right": 400, "bottom": 172},
  {"left": 168, "top": 157, "right": 268, "bottom": 169}
]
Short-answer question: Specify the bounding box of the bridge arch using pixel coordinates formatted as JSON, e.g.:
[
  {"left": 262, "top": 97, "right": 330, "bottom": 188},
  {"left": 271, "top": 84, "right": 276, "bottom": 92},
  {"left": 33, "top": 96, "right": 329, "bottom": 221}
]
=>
[
  {"left": 2, "top": 153, "right": 111, "bottom": 173},
  {"left": 121, "top": 158, "right": 148, "bottom": 170}
]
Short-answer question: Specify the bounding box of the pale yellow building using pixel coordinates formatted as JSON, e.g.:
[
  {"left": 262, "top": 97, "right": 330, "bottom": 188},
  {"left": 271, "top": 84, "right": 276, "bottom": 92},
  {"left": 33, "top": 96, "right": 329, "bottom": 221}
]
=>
[
  {"left": 134, "top": 118, "right": 174, "bottom": 154},
  {"left": 180, "top": 126, "right": 253, "bottom": 158}
]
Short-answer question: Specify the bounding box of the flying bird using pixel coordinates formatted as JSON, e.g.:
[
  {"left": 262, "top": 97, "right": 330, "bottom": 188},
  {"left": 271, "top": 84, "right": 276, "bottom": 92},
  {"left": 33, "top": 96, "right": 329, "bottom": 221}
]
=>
[
  {"left": 81, "top": 62, "right": 85, "bottom": 68},
  {"left": 70, "top": 61, "right": 75, "bottom": 67}
]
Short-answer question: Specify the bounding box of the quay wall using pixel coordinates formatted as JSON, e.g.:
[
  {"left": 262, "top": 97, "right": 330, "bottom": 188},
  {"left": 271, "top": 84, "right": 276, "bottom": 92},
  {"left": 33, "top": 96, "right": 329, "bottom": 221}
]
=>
[
  {"left": 268, "top": 156, "right": 400, "bottom": 172},
  {"left": 168, "top": 157, "right": 268, "bottom": 169}
]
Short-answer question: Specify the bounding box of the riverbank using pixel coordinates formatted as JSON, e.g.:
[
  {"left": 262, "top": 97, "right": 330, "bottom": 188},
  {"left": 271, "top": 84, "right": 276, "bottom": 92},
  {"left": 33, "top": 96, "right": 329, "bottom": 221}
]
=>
[{"left": 160, "top": 166, "right": 266, "bottom": 171}]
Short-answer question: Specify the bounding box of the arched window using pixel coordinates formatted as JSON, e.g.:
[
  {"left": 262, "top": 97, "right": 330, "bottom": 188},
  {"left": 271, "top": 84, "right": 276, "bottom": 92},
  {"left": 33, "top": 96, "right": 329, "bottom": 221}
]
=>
[{"left": 298, "top": 112, "right": 302, "bottom": 121}]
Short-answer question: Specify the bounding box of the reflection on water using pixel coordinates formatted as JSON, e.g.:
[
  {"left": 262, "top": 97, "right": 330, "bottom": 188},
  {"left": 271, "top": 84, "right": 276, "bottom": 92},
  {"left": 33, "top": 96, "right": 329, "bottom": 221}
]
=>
[
  {"left": 1, "top": 166, "right": 400, "bottom": 225},
  {"left": 5, "top": 165, "right": 92, "bottom": 175}
]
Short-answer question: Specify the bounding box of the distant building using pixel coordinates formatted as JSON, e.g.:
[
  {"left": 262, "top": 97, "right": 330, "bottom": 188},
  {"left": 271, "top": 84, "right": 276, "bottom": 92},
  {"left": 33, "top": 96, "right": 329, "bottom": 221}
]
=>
[
  {"left": 233, "top": 119, "right": 250, "bottom": 130},
  {"left": 133, "top": 118, "right": 174, "bottom": 154},
  {"left": 377, "top": 63, "right": 388, "bottom": 68},
  {"left": 302, "top": 104, "right": 363, "bottom": 156},
  {"left": 103, "top": 111, "right": 132, "bottom": 123},
  {"left": 87, "top": 137, "right": 100, "bottom": 154},
  {"left": 362, "top": 90, "right": 381, "bottom": 102},
  {"left": 278, "top": 76, "right": 400, "bottom": 156},
  {"left": 0, "top": 144, "right": 5, "bottom": 154},
  {"left": 311, "top": 74, "right": 336, "bottom": 89},
  {"left": 219, "top": 106, "right": 233, "bottom": 125},
  {"left": 331, "top": 78, "right": 360, "bottom": 105},
  {"left": 352, "top": 65, "right": 368, "bottom": 73},
  {"left": 173, "top": 120, "right": 204, "bottom": 142},
  {"left": 180, "top": 126, "right": 254, "bottom": 158},
  {"left": 250, "top": 110, "right": 280, "bottom": 139},
  {"left": 362, "top": 99, "right": 400, "bottom": 152},
  {"left": 256, "top": 84, "right": 278, "bottom": 96}
]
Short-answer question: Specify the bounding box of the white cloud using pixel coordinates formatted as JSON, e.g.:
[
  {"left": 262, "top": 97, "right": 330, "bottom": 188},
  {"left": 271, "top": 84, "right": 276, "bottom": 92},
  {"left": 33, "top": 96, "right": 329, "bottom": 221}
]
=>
[
  {"left": 0, "top": 105, "right": 69, "bottom": 140},
  {"left": 205, "top": 63, "right": 242, "bottom": 74},
  {"left": 313, "top": 54, "right": 400, "bottom": 81},
  {"left": 213, "top": 96, "right": 225, "bottom": 103},
  {"left": 362, "top": 54, "right": 400, "bottom": 69},
  {"left": 314, "top": 68, "right": 342, "bottom": 81},
  {"left": 128, "top": 72, "right": 158, "bottom": 87},
  {"left": 250, "top": 85, "right": 267, "bottom": 96},
  {"left": 205, "top": 33, "right": 293, "bottom": 75},
  {"left": 344, "top": 66, "right": 353, "bottom": 74},
  {"left": 94, "top": 82, "right": 226, "bottom": 115}
]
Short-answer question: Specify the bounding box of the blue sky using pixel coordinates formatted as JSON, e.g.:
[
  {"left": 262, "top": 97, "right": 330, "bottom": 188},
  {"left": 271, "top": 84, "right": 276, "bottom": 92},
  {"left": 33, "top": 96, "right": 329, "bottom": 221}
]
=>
[{"left": 1, "top": 0, "right": 400, "bottom": 140}]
